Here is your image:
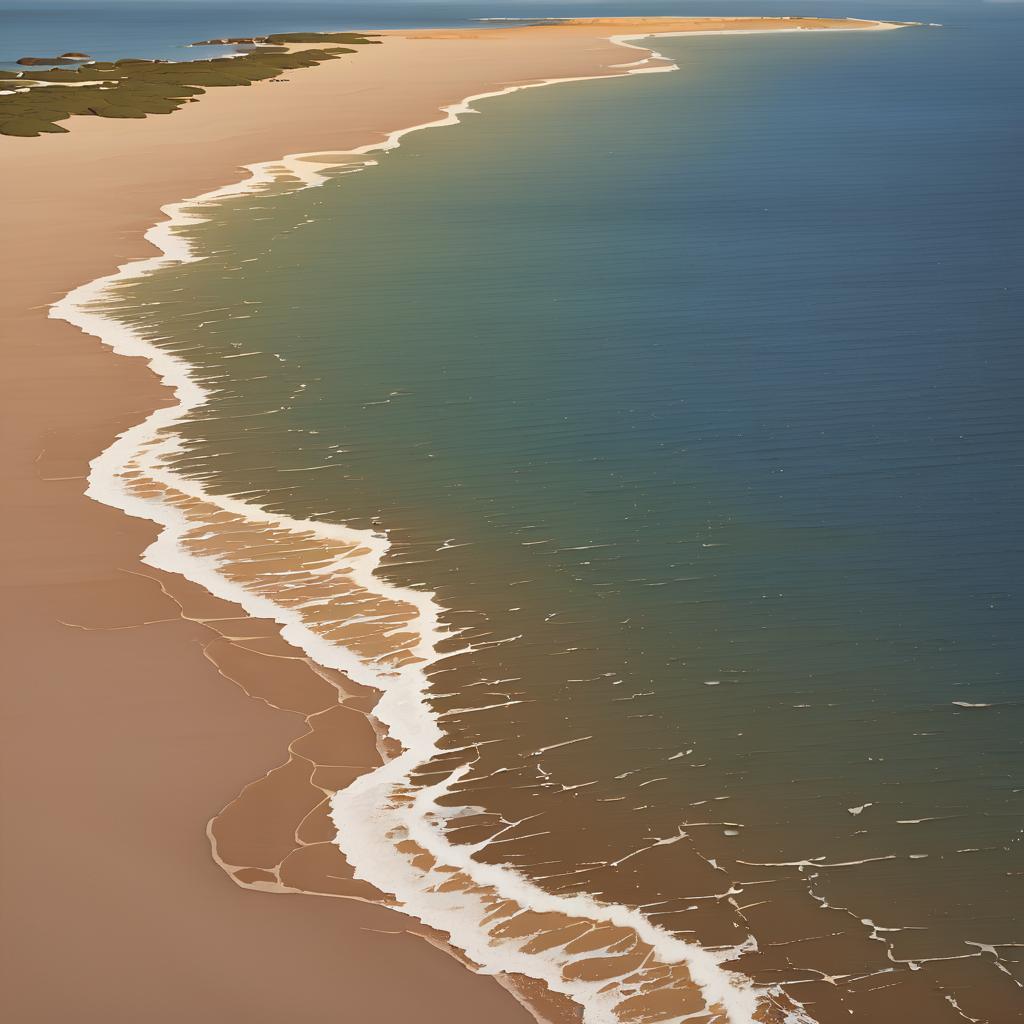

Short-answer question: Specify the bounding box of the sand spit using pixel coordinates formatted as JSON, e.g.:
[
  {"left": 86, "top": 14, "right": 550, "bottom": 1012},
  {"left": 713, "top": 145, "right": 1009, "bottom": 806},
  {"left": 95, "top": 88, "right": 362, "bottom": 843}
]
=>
[{"left": 1, "top": 17, "right": 900, "bottom": 1024}]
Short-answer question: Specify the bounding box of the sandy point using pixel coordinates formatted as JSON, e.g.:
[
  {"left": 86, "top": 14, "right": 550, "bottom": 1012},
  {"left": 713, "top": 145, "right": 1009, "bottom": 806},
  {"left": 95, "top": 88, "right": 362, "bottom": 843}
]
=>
[{"left": 0, "top": 16, "right": 902, "bottom": 1024}]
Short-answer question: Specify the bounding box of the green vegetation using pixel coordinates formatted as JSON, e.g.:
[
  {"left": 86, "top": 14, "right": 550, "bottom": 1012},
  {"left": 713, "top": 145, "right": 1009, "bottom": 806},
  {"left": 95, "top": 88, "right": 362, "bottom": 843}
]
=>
[{"left": 0, "top": 34, "right": 380, "bottom": 138}]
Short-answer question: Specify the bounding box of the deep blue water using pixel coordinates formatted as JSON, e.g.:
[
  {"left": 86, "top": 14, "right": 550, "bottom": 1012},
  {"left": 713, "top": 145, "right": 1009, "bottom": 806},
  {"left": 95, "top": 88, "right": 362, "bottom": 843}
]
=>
[
  {"left": 0, "top": 0, "right": 980, "bottom": 66},
  {"left": 84, "top": 3, "right": 1024, "bottom": 1020}
]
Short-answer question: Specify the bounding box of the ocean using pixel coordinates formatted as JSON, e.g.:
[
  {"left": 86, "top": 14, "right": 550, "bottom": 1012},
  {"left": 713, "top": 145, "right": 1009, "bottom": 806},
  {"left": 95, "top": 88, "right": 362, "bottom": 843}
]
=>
[
  {"left": 0, "top": 0, "right": 960, "bottom": 66},
  {"left": 49, "top": 3, "right": 1023, "bottom": 1022}
]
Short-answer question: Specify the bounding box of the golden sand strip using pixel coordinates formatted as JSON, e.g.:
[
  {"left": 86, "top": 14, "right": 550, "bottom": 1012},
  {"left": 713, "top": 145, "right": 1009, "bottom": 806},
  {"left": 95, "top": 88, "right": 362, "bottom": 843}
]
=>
[{"left": 0, "top": 18, "right": 900, "bottom": 1023}]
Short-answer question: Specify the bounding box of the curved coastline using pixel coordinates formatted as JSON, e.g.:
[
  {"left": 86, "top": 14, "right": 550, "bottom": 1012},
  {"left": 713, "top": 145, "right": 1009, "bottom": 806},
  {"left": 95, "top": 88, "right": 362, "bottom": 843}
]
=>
[{"left": 46, "top": 20, "right": 901, "bottom": 1024}]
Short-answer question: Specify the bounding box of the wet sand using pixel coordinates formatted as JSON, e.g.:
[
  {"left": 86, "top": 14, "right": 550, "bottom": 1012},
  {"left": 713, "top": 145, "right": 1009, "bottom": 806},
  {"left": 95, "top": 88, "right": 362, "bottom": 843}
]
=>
[{"left": 0, "top": 18, "right": 898, "bottom": 1022}]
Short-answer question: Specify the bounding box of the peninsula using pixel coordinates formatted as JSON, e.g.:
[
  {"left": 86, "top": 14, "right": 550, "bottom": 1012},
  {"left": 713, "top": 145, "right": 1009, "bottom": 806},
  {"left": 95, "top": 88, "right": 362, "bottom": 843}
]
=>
[{"left": 0, "top": 17, "right": 903, "bottom": 1024}]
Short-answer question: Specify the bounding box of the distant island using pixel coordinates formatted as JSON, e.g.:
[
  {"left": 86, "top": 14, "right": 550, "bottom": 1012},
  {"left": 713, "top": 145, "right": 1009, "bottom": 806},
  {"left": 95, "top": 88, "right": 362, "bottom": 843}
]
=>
[{"left": 16, "top": 52, "right": 91, "bottom": 66}]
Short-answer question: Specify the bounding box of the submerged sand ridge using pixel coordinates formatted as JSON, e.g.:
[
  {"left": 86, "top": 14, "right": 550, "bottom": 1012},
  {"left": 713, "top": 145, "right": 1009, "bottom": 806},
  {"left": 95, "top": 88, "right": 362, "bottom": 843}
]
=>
[{"left": 2, "top": 17, "right": 910, "bottom": 1024}]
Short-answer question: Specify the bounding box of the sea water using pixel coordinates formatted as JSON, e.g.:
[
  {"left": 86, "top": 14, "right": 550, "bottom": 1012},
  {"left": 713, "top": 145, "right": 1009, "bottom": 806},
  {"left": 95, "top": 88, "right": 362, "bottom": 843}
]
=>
[{"left": 71, "top": 6, "right": 1023, "bottom": 1021}]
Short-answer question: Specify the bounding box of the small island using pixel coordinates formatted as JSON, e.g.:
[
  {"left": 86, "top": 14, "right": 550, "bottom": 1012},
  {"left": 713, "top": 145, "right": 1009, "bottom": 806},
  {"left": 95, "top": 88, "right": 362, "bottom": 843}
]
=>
[{"left": 16, "top": 52, "right": 91, "bottom": 66}]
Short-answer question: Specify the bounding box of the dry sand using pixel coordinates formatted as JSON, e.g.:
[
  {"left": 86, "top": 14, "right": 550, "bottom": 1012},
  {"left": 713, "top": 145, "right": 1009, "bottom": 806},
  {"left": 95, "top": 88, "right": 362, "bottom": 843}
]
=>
[{"left": 0, "top": 18, "right": 898, "bottom": 1023}]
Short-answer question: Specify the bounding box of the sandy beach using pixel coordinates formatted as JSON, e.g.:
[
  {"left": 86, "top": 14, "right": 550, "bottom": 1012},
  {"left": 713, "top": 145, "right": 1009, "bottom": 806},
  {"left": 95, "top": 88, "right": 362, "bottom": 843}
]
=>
[{"left": 0, "top": 18, "right": 900, "bottom": 1023}]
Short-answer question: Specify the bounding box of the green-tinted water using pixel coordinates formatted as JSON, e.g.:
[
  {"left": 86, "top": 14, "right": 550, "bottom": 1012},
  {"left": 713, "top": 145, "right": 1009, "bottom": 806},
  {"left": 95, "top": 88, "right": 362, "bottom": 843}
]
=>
[{"left": 106, "top": 17, "right": 1023, "bottom": 1021}]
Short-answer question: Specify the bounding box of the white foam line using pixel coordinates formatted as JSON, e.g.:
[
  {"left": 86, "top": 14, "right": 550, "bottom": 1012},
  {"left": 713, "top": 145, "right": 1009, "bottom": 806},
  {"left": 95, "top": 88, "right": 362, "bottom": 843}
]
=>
[{"left": 49, "top": 23, "right": 899, "bottom": 1024}]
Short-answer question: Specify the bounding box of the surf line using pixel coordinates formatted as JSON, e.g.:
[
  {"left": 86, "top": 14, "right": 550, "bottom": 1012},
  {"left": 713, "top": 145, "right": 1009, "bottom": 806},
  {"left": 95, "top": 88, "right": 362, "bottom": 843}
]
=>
[{"left": 49, "top": 26, "right": 896, "bottom": 1024}]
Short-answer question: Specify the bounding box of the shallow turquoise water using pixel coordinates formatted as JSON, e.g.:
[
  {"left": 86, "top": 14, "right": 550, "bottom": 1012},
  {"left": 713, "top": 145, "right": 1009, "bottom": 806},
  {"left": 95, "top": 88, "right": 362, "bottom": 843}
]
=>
[{"left": 110, "top": 11, "right": 1023, "bottom": 1020}]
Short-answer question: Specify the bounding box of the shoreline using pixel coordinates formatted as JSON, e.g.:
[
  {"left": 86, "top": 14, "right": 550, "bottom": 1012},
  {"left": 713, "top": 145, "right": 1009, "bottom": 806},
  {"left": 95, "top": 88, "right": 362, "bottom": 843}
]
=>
[{"left": 2, "top": 18, "right": 902, "bottom": 1024}]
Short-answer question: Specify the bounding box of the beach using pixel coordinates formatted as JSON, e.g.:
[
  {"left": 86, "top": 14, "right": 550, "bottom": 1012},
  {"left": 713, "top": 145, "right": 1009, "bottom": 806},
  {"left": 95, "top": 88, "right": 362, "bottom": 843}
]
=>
[{"left": 0, "top": 16, "right": 927, "bottom": 1024}]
